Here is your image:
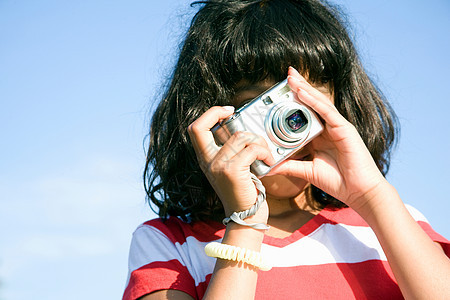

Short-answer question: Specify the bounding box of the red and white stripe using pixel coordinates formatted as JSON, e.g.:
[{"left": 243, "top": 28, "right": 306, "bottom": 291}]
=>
[{"left": 123, "top": 205, "right": 449, "bottom": 300}]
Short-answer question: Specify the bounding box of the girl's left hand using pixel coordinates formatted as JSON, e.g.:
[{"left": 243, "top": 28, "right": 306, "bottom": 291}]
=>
[{"left": 268, "top": 67, "right": 388, "bottom": 210}]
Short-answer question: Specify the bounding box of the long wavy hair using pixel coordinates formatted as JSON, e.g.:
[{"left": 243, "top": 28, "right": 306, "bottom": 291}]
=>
[{"left": 144, "top": 0, "right": 399, "bottom": 222}]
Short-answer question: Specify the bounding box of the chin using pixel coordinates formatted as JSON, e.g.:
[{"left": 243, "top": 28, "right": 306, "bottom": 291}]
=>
[{"left": 260, "top": 174, "right": 308, "bottom": 199}]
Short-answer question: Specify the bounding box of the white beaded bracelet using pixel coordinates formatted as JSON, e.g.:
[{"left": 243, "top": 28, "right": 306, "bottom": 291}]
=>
[{"left": 204, "top": 242, "right": 272, "bottom": 271}]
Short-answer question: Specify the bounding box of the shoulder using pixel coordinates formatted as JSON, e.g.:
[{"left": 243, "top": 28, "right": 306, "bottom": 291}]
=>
[
  {"left": 133, "top": 216, "right": 225, "bottom": 245},
  {"left": 403, "top": 204, "right": 429, "bottom": 222},
  {"left": 321, "top": 204, "right": 430, "bottom": 226},
  {"left": 403, "top": 204, "right": 449, "bottom": 252},
  {"left": 124, "top": 217, "right": 224, "bottom": 300},
  {"left": 128, "top": 217, "right": 225, "bottom": 266},
  {"left": 323, "top": 204, "right": 449, "bottom": 255}
]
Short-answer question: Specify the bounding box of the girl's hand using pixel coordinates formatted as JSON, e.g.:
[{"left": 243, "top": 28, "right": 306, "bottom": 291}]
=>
[
  {"left": 188, "top": 106, "right": 275, "bottom": 219},
  {"left": 269, "top": 67, "right": 388, "bottom": 210}
]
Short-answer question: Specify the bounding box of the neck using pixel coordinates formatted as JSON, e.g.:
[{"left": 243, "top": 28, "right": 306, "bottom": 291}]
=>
[
  {"left": 266, "top": 184, "right": 319, "bottom": 217},
  {"left": 265, "top": 185, "right": 322, "bottom": 238}
]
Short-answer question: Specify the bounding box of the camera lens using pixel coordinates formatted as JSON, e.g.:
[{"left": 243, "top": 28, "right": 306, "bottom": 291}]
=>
[
  {"left": 286, "top": 110, "right": 307, "bottom": 131},
  {"left": 268, "top": 103, "right": 312, "bottom": 148}
]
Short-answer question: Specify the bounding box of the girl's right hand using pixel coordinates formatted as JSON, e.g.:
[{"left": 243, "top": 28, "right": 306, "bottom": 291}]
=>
[{"left": 187, "top": 106, "right": 275, "bottom": 219}]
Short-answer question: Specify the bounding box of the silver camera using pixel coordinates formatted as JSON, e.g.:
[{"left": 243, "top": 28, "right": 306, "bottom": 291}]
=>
[{"left": 212, "top": 79, "right": 323, "bottom": 177}]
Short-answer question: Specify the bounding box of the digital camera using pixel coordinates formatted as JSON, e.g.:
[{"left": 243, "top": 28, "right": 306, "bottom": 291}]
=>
[{"left": 212, "top": 79, "right": 324, "bottom": 177}]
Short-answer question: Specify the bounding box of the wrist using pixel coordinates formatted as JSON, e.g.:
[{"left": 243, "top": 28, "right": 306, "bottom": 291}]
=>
[
  {"left": 222, "top": 204, "right": 268, "bottom": 248},
  {"left": 225, "top": 201, "right": 269, "bottom": 222},
  {"left": 223, "top": 203, "right": 269, "bottom": 231},
  {"left": 223, "top": 221, "right": 266, "bottom": 252},
  {"left": 351, "top": 180, "right": 400, "bottom": 222}
]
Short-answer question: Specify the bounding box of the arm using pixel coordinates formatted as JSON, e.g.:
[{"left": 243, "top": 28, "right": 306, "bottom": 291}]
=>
[
  {"left": 139, "top": 219, "right": 267, "bottom": 300},
  {"left": 203, "top": 214, "right": 267, "bottom": 299},
  {"left": 186, "top": 106, "right": 274, "bottom": 299},
  {"left": 271, "top": 67, "right": 450, "bottom": 299},
  {"left": 357, "top": 183, "right": 450, "bottom": 299},
  {"left": 134, "top": 106, "right": 273, "bottom": 300}
]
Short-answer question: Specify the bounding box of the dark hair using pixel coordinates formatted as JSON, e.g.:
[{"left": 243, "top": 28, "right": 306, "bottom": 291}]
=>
[{"left": 144, "top": 0, "right": 399, "bottom": 222}]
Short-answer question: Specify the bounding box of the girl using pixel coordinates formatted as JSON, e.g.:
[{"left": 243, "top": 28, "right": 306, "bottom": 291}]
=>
[{"left": 124, "top": 1, "right": 450, "bottom": 299}]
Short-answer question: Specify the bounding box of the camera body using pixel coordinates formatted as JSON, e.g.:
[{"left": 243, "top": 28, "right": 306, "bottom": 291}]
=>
[{"left": 212, "top": 79, "right": 323, "bottom": 177}]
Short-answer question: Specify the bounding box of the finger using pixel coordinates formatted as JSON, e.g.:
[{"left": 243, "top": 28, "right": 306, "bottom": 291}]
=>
[
  {"left": 214, "top": 131, "right": 272, "bottom": 163},
  {"left": 287, "top": 67, "right": 348, "bottom": 128},
  {"left": 212, "top": 144, "right": 275, "bottom": 178},
  {"left": 288, "top": 66, "right": 311, "bottom": 86},
  {"left": 288, "top": 81, "right": 347, "bottom": 129},
  {"left": 287, "top": 67, "right": 328, "bottom": 103},
  {"left": 188, "top": 106, "right": 235, "bottom": 161},
  {"left": 287, "top": 67, "right": 329, "bottom": 104},
  {"left": 267, "top": 159, "right": 313, "bottom": 181},
  {"left": 232, "top": 143, "right": 276, "bottom": 168}
]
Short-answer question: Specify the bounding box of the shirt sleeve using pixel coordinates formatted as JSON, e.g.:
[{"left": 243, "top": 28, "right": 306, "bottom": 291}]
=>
[
  {"left": 406, "top": 204, "right": 450, "bottom": 257},
  {"left": 122, "top": 222, "right": 197, "bottom": 300}
]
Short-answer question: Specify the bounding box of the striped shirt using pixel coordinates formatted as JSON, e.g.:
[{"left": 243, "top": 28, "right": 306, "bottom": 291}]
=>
[{"left": 123, "top": 205, "right": 449, "bottom": 299}]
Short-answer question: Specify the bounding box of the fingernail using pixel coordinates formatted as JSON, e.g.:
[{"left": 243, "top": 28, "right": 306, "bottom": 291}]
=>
[
  {"left": 223, "top": 106, "right": 235, "bottom": 112},
  {"left": 289, "top": 66, "right": 300, "bottom": 74},
  {"left": 288, "top": 75, "right": 300, "bottom": 82}
]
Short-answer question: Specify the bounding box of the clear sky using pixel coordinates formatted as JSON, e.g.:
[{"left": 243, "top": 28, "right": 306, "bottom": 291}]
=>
[{"left": 0, "top": 0, "right": 449, "bottom": 299}]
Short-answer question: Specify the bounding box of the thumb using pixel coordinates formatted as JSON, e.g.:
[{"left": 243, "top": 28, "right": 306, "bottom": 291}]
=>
[{"left": 267, "top": 160, "right": 314, "bottom": 181}]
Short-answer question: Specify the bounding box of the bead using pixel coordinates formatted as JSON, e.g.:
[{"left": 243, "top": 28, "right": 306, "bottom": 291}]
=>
[{"left": 204, "top": 242, "right": 272, "bottom": 271}]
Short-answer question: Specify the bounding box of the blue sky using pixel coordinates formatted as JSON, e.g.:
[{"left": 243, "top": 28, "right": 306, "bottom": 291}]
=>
[{"left": 0, "top": 1, "right": 449, "bottom": 299}]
